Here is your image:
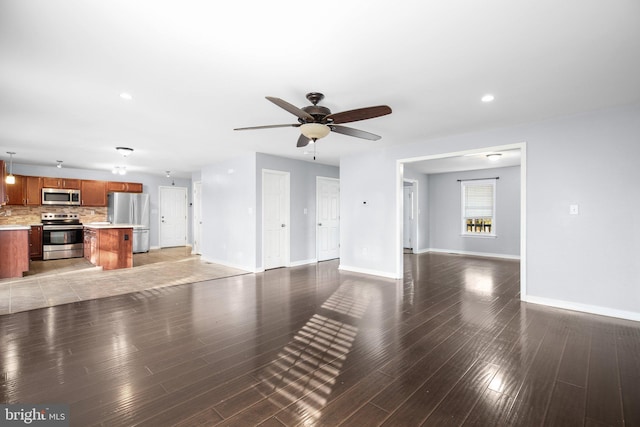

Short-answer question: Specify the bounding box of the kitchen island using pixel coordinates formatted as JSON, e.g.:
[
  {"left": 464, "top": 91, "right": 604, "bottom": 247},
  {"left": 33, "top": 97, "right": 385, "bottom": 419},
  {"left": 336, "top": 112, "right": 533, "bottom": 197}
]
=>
[
  {"left": 0, "top": 225, "right": 30, "bottom": 278},
  {"left": 83, "top": 224, "right": 134, "bottom": 270}
]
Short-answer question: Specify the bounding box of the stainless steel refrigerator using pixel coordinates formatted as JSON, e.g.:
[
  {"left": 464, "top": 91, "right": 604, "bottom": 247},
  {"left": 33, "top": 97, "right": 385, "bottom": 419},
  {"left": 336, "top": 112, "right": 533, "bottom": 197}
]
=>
[{"left": 107, "top": 192, "right": 150, "bottom": 253}]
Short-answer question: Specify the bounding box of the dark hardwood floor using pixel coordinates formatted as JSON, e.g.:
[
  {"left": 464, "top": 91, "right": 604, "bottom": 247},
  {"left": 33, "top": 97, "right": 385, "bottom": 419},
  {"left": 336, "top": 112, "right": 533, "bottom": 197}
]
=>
[{"left": 1, "top": 253, "right": 639, "bottom": 426}]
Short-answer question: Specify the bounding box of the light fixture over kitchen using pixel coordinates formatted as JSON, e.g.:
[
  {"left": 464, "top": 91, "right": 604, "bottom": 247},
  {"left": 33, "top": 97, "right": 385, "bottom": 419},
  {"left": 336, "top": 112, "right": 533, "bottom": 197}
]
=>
[
  {"left": 5, "top": 152, "right": 16, "bottom": 184},
  {"left": 112, "top": 166, "right": 127, "bottom": 175},
  {"left": 486, "top": 153, "right": 502, "bottom": 161},
  {"left": 56, "top": 160, "right": 63, "bottom": 168},
  {"left": 116, "top": 147, "right": 134, "bottom": 157},
  {"left": 165, "top": 171, "right": 171, "bottom": 178}
]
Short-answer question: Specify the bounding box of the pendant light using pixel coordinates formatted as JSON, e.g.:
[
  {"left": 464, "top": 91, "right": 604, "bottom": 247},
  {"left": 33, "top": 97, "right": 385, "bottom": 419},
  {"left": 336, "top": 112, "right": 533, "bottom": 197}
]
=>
[{"left": 5, "top": 152, "right": 15, "bottom": 185}]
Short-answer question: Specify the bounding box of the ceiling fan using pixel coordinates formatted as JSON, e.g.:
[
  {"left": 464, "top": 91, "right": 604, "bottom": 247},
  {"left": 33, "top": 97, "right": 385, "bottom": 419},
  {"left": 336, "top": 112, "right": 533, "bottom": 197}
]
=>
[{"left": 234, "top": 92, "right": 392, "bottom": 148}]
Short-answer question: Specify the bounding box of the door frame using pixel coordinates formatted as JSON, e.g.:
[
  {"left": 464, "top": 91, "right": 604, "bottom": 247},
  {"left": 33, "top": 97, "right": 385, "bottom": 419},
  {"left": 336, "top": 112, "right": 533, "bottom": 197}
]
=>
[
  {"left": 261, "top": 169, "right": 290, "bottom": 270},
  {"left": 396, "top": 141, "right": 527, "bottom": 297},
  {"left": 316, "top": 176, "right": 340, "bottom": 261},
  {"left": 403, "top": 179, "right": 418, "bottom": 252},
  {"left": 192, "top": 181, "right": 202, "bottom": 255},
  {"left": 159, "top": 185, "right": 188, "bottom": 248}
]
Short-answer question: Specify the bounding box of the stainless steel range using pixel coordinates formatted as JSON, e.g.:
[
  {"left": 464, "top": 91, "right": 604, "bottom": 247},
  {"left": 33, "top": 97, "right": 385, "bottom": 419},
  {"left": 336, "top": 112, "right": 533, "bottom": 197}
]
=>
[{"left": 41, "top": 213, "right": 84, "bottom": 260}]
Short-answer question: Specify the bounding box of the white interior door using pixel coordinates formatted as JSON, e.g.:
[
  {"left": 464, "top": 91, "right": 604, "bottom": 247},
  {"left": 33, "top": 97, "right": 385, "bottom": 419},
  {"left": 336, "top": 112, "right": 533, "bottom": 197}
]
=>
[
  {"left": 192, "top": 181, "right": 202, "bottom": 254},
  {"left": 159, "top": 186, "right": 187, "bottom": 248},
  {"left": 263, "top": 170, "right": 289, "bottom": 269},
  {"left": 403, "top": 185, "right": 414, "bottom": 249},
  {"left": 317, "top": 177, "right": 340, "bottom": 261}
]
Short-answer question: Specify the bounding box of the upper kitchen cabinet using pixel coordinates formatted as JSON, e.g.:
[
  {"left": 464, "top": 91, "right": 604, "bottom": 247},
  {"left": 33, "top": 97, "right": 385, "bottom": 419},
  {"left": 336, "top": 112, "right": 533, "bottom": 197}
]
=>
[
  {"left": 81, "top": 180, "right": 107, "bottom": 206},
  {"left": 6, "top": 175, "right": 41, "bottom": 206},
  {"left": 42, "top": 177, "right": 81, "bottom": 189},
  {"left": 107, "top": 181, "right": 143, "bottom": 193}
]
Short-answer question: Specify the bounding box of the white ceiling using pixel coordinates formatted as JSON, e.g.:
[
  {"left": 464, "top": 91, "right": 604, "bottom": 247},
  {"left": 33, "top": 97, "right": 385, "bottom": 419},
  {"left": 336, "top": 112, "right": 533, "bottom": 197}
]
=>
[{"left": 1, "top": 1, "right": 639, "bottom": 178}]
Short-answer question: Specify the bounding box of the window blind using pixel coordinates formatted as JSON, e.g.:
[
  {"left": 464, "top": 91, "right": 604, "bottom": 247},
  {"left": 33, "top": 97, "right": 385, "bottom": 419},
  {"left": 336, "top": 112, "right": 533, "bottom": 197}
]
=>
[{"left": 464, "top": 183, "right": 494, "bottom": 218}]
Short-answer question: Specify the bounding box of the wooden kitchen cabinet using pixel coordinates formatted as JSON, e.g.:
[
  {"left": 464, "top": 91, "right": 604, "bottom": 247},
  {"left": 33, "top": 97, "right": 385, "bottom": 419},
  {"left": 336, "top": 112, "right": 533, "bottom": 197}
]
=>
[
  {"left": 84, "top": 226, "right": 132, "bottom": 270},
  {"left": 5, "top": 174, "right": 24, "bottom": 205},
  {"left": 107, "top": 181, "right": 143, "bottom": 193},
  {"left": 29, "top": 225, "right": 43, "bottom": 260},
  {"left": 80, "top": 180, "right": 107, "bottom": 206},
  {"left": 6, "top": 175, "right": 41, "bottom": 205},
  {"left": 42, "top": 177, "right": 81, "bottom": 189},
  {"left": 0, "top": 228, "right": 30, "bottom": 278}
]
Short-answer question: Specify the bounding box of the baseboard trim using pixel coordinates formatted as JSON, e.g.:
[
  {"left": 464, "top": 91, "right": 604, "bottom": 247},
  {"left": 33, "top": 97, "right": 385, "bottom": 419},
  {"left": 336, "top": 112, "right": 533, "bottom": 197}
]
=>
[
  {"left": 289, "top": 258, "right": 318, "bottom": 267},
  {"left": 425, "top": 248, "right": 520, "bottom": 260},
  {"left": 200, "top": 257, "right": 256, "bottom": 273},
  {"left": 524, "top": 295, "right": 640, "bottom": 322},
  {"left": 338, "top": 264, "right": 400, "bottom": 280}
]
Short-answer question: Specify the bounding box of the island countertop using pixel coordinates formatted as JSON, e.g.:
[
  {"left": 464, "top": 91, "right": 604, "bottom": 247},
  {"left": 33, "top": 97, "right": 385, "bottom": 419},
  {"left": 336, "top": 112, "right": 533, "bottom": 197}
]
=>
[{"left": 0, "top": 224, "right": 31, "bottom": 231}]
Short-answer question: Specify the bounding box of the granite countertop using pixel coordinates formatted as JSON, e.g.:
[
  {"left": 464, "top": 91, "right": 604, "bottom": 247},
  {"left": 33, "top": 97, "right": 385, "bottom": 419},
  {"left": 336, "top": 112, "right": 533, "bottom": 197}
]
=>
[
  {"left": 0, "top": 224, "right": 31, "bottom": 231},
  {"left": 83, "top": 223, "right": 136, "bottom": 229}
]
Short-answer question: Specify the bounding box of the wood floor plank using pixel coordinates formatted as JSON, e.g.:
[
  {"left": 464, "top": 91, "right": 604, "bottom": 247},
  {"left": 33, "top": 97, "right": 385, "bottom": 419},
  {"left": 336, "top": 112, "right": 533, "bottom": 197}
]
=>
[
  {"left": 586, "top": 323, "right": 624, "bottom": 426},
  {"left": 616, "top": 323, "right": 640, "bottom": 426},
  {"left": 544, "top": 381, "right": 586, "bottom": 427},
  {"left": 421, "top": 360, "right": 500, "bottom": 426}
]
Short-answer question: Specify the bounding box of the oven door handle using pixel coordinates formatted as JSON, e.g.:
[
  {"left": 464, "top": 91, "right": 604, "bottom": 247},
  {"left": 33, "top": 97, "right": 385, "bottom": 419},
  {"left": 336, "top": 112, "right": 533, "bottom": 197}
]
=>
[{"left": 43, "top": 225, "right": 84, "bottom": 230}]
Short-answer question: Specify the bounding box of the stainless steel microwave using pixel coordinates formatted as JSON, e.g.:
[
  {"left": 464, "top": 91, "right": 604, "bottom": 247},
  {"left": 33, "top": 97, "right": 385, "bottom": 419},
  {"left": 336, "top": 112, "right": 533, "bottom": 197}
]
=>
[{"left": 42, "top": 188, "right": 81, "bottom": 205}]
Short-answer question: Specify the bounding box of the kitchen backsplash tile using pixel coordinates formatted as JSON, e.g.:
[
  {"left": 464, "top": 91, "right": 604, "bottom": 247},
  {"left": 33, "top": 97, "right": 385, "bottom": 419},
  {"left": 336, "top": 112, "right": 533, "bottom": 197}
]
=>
[{"left": 0, "top": 205, "right": 107, "bottom": 225}]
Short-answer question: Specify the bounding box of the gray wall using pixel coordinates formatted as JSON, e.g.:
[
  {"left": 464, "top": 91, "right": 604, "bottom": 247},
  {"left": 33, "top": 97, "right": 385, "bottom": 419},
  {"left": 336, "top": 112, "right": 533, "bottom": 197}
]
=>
[
  {"left": 340, "top": 104, "right": 640, "bottom": 320},
  {"left": 199, "top": 153, "right": 339, "bottom": 272},
  {"left": 11, "top": 163, "right": 192, "bottom": 249},
  {"left": 427, "top": 166, "right": 520, "bottom": 257},
  {"left": 255, "top": 153, "right": 339, "bottom": 269}
]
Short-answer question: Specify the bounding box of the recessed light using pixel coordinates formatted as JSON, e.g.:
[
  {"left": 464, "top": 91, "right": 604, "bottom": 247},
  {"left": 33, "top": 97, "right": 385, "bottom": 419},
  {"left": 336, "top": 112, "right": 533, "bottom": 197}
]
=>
[
  {"left": 120, "top": 92, "right": 133, "bottom": 100},
  {"left": 481, "top": 94, "right": 495, "bottom": 103}
]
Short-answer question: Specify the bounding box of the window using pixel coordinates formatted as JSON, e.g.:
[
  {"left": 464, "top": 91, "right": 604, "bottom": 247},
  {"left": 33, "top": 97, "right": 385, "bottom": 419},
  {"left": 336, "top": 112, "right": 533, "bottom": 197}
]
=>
[{"left": 461, "top": 179, "right": 496, "bottom": 236}]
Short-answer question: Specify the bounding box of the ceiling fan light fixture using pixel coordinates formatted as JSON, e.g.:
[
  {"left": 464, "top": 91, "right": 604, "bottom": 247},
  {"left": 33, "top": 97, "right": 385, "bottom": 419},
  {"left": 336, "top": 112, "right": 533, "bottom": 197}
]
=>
[{"left": 300, "top": 123, "right": 330, "bottom": 140}]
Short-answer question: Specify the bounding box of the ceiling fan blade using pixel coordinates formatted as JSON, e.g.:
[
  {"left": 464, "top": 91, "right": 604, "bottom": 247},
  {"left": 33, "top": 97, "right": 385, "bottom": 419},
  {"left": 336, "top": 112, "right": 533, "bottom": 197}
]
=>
[
  {"left": 234, "top": 124, "right": 300, "bottom": 131},
  {"left": 330, "top": 125, "right": 382, "bottom": 141},
  {"left": 325, "top": 105, "right": 392, "bottom": 124},
  {"left": 266, "top": 96, "right": 314, "bottom": 121},
  {"left": 296, "top": 134, "right": 311, "bottom": 147}
]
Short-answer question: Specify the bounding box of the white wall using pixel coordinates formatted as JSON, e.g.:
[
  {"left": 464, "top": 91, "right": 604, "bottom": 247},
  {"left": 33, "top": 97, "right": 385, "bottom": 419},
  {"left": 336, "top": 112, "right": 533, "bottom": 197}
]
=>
[
  {"left": 10, "top": 163, "right": 191, "bottom": 249},
  {"left": 200, "top": 154, "right": 257, "bottom": 271},
  {"left": 340, "top": 104, "right": 640, "bottom": 320},
  {"left": 427, "top": 166, "right": 520, "bottom": 258}
]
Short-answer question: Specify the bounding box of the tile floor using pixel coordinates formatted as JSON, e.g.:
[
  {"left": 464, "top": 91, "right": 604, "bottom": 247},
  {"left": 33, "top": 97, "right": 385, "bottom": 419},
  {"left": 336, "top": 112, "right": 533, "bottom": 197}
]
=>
[{"left": 0, "top": 247, "right": 248, "bottom": 315}]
